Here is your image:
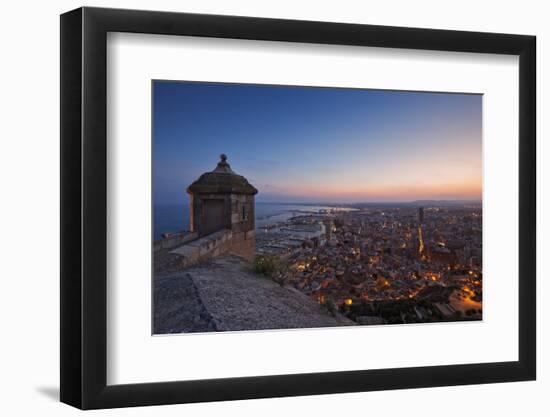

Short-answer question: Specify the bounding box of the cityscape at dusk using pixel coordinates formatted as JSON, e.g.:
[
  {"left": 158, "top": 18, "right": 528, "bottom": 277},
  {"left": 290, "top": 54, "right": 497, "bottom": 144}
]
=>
[{"left": 153, "top": 81, "right": 483, "bottom": 333}]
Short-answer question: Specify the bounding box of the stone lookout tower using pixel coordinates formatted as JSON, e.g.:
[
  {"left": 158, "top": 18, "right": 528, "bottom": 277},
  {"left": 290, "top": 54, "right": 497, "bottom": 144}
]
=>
[{"left": 187, "top": 154, "right": 258, "bottom": 260}]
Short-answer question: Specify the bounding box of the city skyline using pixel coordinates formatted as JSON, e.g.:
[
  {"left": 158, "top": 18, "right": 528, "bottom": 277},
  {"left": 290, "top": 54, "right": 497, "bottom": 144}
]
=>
[{"left": 153, "top": 81, "right": 482, "bottom": 205}]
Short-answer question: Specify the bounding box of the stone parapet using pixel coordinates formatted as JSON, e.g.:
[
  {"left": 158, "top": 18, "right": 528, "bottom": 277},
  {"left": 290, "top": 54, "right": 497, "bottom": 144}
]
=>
[
  {"left": 153, "top": 231, "right": 199, "bottom": 252},
  {"left": 170, "top": 229, "right": 233, "bottom": 267}
]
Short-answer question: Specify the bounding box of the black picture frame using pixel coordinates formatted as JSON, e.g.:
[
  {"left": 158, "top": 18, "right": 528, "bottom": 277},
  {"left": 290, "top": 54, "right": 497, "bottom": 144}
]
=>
[{"left": 60, "top": 6, "right": 536, "bottom": 410}]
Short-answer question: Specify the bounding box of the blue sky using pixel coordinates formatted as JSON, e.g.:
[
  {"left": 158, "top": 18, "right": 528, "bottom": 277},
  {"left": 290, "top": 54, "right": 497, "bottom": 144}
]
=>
[{"left": 153, "top": 81, "right": 482, "bottom": 205}]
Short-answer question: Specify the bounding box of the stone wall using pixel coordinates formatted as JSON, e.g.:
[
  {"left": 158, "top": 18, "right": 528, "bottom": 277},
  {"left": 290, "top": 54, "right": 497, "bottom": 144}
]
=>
[
  {"left": 228, "top": 193, "right": 255, "bottom": 260},
  {"left": 228, "top": 229, "right": 256, "bottom": 260},
  {"left": 188, "top": 192, "right": 256, "bottom": 261},
  {"left": 166, "top": 226, "right": 256, "bottom": 269},
  {"left": 190, "top": 193, "right": 230, "bottom": 236},
  {"left": 153, "top": 231, "right": 199, "bottom": 252},
  {"left": 170, "top": 229, "right": 233, "bottom": 268}
]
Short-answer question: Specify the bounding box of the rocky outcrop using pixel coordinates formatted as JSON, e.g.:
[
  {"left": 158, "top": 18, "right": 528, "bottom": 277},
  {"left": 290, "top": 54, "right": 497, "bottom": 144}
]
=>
[{"left": 154, "top": 256, "right": 355, "bottom": 334}]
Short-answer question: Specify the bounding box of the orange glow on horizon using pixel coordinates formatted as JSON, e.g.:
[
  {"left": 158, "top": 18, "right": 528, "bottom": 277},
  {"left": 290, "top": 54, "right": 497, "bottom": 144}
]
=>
[{"left": 260, "top": 180, "right": 482, "bottom": 202}]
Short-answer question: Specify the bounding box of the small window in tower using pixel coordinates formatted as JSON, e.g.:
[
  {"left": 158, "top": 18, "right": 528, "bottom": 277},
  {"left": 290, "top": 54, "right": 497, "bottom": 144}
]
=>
[{"left": 242, "top": 205, "right": 249, "bottom": 221}]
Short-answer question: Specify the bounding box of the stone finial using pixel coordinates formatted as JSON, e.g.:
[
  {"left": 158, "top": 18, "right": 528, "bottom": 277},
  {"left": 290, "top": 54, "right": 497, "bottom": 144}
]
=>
[{"left": 213, "top": 153, "right": 236, "bottom": 174}]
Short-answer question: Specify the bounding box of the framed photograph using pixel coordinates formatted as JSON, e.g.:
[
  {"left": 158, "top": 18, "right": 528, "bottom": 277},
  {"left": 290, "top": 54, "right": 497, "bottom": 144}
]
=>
[{"left": 60, "top": 7, "right": 536, "bottom": 409}]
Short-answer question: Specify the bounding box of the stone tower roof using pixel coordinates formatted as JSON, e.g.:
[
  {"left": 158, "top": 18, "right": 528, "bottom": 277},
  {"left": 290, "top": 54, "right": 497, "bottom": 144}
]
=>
[{"left": 187, "top": 154, "right": 258, "bottom": 195}]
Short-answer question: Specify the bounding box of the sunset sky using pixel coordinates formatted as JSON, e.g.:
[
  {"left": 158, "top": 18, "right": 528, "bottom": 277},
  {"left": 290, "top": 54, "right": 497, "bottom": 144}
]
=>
[{"left": 153, "top": 81, "right": 482, "bottom": 205}]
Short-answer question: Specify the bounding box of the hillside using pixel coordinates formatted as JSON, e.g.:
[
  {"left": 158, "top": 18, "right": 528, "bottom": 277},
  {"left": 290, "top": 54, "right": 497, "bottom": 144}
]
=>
[{"left": 154, "top": 255, "right": 355, "bottom": 333}]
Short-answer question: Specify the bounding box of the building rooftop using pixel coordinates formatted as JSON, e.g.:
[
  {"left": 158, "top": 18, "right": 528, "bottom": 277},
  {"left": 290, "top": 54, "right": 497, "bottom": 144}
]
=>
[{"left": 187, "top": 154, "right": 258, "bottom": 195}]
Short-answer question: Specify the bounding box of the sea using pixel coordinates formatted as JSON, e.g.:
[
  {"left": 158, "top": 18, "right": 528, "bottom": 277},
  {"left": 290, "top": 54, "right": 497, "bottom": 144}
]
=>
[{"left": 154, "top": 202, "right": 351, "bottom": 240}]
